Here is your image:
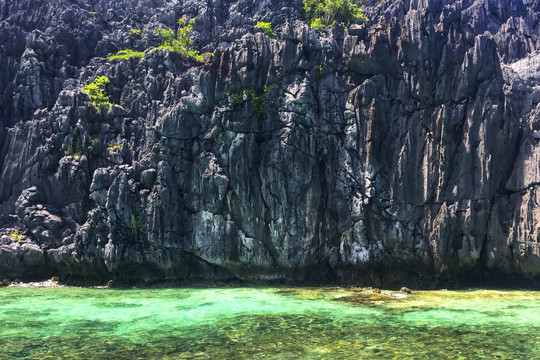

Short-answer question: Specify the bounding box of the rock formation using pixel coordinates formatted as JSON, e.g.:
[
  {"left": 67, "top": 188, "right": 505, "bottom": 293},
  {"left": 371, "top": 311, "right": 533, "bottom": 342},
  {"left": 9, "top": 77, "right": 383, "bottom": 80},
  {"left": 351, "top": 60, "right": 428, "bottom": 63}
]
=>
[{"left": 1, "top": 0, "right": 540, "bottom": 287}]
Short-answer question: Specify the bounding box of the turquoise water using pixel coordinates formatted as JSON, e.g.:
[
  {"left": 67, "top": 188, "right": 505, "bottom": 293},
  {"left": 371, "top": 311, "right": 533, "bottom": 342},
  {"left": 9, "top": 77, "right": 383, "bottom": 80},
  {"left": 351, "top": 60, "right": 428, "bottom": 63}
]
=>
[{"left": 0, "top": 286, "right": 539, "bottom": 359}]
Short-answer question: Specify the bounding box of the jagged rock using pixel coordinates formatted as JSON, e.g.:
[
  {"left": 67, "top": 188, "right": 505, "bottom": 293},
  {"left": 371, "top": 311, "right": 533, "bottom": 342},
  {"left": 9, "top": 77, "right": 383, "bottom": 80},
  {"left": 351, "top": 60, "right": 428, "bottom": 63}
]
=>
[
  {"left": 0, "top": 240, "right": 45, "bottom": 280},
  {"left": 1, "top": 0, "right": 540, "bottom": 287}
]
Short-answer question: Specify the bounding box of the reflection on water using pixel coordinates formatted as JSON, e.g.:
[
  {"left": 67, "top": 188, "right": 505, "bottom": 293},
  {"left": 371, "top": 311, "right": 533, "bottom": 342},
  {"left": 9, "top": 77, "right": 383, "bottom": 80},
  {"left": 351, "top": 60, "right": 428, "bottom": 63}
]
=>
[{"left": 0, "top": 287, "right": 539, "bottom": 359}]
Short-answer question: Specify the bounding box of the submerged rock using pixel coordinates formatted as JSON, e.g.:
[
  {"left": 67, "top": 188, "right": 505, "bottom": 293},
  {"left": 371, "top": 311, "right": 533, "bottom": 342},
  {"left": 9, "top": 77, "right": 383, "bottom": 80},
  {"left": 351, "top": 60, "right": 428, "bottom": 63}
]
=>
[
  {"left": 332, "top": 292, "right": 408, "bottom": 305},
  {"left": 8, "top": 279, "right": 64, "bottom": 288},
  {"left": 0, "top": 0, "right": 540, "bottom": 287}
]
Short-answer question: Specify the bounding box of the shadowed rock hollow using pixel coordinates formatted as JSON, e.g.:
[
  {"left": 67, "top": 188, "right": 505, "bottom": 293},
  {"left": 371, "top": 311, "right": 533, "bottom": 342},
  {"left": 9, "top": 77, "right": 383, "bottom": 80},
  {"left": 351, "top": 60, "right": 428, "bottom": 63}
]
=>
[{"left": 1, "top": 0, "right": 540, "bottom": 287}]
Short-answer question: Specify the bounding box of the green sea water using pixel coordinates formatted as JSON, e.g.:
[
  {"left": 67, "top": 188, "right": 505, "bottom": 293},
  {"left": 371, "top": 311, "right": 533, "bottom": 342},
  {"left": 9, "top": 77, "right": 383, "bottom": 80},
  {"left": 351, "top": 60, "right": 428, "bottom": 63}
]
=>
[{"left": 0, "top": 286, "right": 539, "bottom": 359}]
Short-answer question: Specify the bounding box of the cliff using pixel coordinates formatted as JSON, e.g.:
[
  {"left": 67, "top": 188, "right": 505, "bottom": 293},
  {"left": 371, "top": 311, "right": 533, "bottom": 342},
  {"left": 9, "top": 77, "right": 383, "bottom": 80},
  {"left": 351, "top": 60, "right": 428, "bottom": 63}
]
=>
[{"left": 1, "top": 0, "right": 540, "bottom": 287}]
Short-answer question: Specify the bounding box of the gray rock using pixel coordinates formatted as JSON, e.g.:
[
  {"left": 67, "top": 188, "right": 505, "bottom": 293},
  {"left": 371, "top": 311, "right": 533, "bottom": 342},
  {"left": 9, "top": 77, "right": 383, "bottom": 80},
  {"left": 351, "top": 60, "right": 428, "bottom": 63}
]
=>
[{"left": 1, "top": 0, "right": 540, "bottom": 287}]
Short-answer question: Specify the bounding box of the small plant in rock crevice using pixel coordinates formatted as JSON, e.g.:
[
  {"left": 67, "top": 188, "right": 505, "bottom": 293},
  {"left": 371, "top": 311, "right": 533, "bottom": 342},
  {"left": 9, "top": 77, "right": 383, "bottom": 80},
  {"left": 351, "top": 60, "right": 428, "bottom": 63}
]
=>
[
  {"left": 107, "top": 144, "right": 122, "bottom": 152},
  {"left": 254, "top": 21, "right": 275, "bottom": 38},
  {"left": 252, "top": 91, "right": 266, "bottom": 119},
  {"left": 83, "top": 76, "right": 112, "bottom": 109},
  {"left": 229, "top": 84, "right": 279, "bottom": 120},
  {"left": 315, "top": 64, "right": 325, "bottom": 76},
  {"left": 66, "top": 134, "right": 83, "bottom": 158},
  {"left": 90, "top": 137, "right": 100, "bottom": 149},
  {"left": 10, "top": 231, "right": 24, "bottom": 244},
  {"left": 130, "top": 214, "right": 139, "bottom": 240}
]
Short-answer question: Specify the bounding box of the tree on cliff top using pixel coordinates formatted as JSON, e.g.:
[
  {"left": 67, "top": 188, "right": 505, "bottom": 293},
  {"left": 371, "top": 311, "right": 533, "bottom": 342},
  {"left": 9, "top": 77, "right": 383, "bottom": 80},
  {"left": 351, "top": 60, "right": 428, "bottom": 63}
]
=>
[{"left": 304, "top": 0, "right": 368, "bottom": 29}]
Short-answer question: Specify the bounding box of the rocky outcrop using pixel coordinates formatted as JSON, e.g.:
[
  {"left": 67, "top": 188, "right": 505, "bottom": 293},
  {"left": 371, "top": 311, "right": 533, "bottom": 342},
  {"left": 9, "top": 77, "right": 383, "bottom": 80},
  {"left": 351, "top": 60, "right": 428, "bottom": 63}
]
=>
[{"left": 1, "top": 0, "right": 540, "bottom": 287}]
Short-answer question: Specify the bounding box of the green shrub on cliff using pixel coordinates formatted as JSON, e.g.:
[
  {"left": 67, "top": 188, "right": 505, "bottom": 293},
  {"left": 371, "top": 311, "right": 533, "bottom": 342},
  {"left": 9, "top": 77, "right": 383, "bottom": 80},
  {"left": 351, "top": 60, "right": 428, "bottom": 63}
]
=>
[
  {"left": 108, "top": 49, "right": 145, "bottom": 61},
  {"left": 254, "top": 22, "right": 275, "bottom": 38},
  {"left": 83, "top": 76, "right": 111, "bottom": 109},
  {"left": 230, "top": 85, "right": 278, "bottom": 120},
  {"left": 154, "top": 18, "right": 204, "bottom": 63},
  {"left": 107, "top": 143, "right": 122, "bottom": 152},
  {"left": 251, "top": 89, "right": 267, "bottom": 119},
  {"left": 303, "top": 0, "right": 368, "bottom": 29},
  {"left": 130, "top": 214, "right": 139, "bottom": 239},
  {"left": 90, "top": 137, "right": 100, "bottom": 149},
  {"left": 10, "top": 231, "right": 24, "bottom": 244},
  {"left": 66, "top": 135, "right": 83, "bottom": 158}
]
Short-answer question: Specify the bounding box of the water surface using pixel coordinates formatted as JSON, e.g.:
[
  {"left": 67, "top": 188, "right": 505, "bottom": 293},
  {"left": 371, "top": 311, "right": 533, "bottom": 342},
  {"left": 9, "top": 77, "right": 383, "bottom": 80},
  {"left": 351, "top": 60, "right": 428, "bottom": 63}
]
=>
[{"left": 0, "top": 286, "right": 539, "bottom": 359}]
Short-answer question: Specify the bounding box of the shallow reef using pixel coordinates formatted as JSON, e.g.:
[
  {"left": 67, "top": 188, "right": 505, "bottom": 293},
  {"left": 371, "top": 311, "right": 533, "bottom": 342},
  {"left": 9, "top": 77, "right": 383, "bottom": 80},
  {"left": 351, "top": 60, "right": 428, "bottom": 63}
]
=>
[{"left": 0, "top": 287, "right": 539, "bottom": 359}]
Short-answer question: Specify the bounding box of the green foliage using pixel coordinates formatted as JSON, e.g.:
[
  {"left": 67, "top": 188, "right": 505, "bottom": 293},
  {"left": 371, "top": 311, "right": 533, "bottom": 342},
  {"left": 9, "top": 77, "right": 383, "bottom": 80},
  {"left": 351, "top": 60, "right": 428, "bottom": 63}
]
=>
[
  {"left": 90, "top": 137, "right": 100, "bottom": 149},
  {"left": 230, "top": 85, "right": 277, "bottom": 120},
  {"left": 310, "top": 18, "right": 326, "bottom": 30},
  {"left": 315, "top": 64, "right": 325, "bottom": 76},
  {"left": 66, "top": 135, "right": 83, "bottom": 158},
  {"left": 233, "top": 91, "right": 245, "bottom": 105},
  {"left": 254, "top": 22, "right": 275, "bottom": 38},
  {"left": 108, "top": 144, "right": 122, "bottom": 152},
  {"left": 155, "top": 28, "right": 175, "bottom": 48},
  {"left": 108, "top": 49, "right": 145, "bottom": 61},
  {"left": 154, "top": 18, "right": 204, "bottom": 63},
  {"left": 130, "top": 214, "right": 139, "bottom": 239},
  {"left": 10, "top": 231, "right": 24, "bottom": 244},
  {"left": 83, "top": 76, "right": 111, "bottom": 109},
  {"left": 130, "top": 28, "right": 141, "bottom": 36},
  {"left": 303, "top": 0, "right": 368, "bottom": 29},
  {"left": 252, "top": 90, "right": 266, "bottom": 119}
]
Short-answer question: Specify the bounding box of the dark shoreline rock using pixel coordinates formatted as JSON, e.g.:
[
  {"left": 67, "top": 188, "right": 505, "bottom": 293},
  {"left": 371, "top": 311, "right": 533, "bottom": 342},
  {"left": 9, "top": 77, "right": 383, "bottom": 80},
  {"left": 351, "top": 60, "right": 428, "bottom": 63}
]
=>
[{"left": 7, "top": 269, "right": 537, "bottom": 291}]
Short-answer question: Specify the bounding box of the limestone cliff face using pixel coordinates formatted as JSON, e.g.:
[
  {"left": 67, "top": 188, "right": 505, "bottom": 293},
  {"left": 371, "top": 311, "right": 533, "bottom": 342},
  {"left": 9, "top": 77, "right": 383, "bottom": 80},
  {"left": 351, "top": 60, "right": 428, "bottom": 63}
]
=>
[{"left": 1, "top": 0, "right": 540, "bottom": 287}]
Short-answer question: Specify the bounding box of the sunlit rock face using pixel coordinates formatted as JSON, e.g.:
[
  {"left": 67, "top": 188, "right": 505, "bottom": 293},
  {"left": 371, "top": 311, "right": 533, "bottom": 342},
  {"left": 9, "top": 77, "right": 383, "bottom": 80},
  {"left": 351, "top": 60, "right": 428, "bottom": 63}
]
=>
[{"left": 1, "top": 0, "right": 540, "bottom": 287}]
